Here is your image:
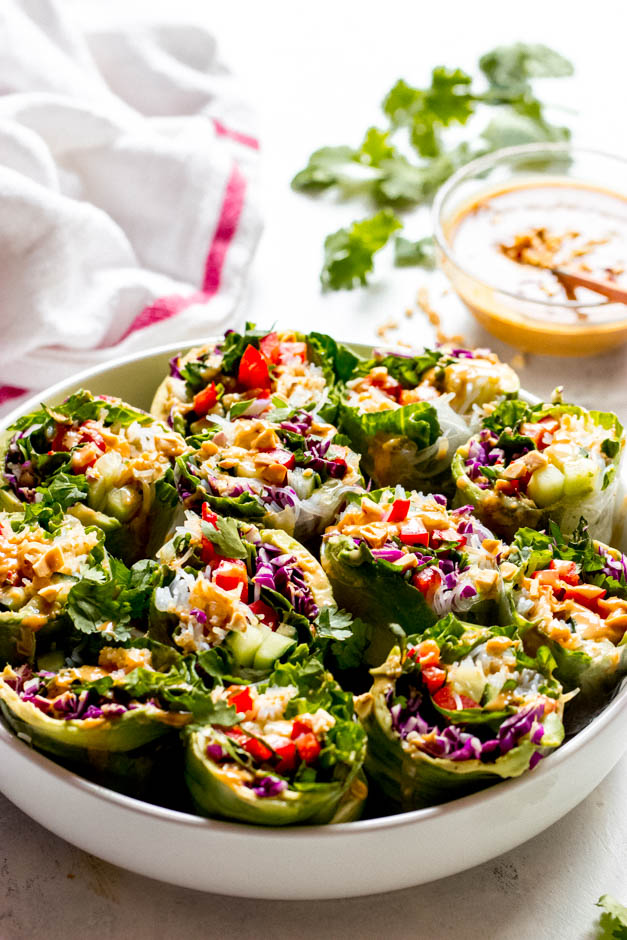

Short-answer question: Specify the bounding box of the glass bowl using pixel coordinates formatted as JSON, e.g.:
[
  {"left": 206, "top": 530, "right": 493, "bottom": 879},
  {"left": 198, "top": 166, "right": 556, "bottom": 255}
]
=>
[{"left": 432, "top": 144, "right": 627, "bottom": 356}]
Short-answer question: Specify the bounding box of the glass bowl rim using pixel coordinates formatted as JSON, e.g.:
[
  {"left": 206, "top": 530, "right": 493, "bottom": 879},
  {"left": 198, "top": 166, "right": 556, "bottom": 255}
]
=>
[{"left": 432, "top": 141, "right": 627, "bottom": 313}]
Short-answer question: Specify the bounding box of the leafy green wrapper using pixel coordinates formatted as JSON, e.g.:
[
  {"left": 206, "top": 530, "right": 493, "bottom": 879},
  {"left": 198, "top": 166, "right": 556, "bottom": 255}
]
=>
[
  {"left": 320, "top": 488, "right": 501, "bottom": 664},
  {"left": 174, "top": 413, "right": 363, "bottom": 542},
  {"left": 0, "top": 638, "right": 207, "bottom": 777},
  {"left": 335, "top": 346, "right": 520, "bottom": 490},
  {"left": 503, "top": 525, "right": 627, "bottom": 701},
  {"left": 453, "top": 400, "right": 624, "bottom": 542},
  {"left": 356, "top": 615, "right": 565, "bottom": 810},
  {"left": 149, "top": 518, "right": 343, "bottom": 681},
  {"left": 184, "top": 657, "right": 367, "bottom": 826},
  {"left": 0, "top": 514, "right": 125, "bottom": 665},
  {"left": 0, "top": 390, "right": 185, "bottom": 563}
]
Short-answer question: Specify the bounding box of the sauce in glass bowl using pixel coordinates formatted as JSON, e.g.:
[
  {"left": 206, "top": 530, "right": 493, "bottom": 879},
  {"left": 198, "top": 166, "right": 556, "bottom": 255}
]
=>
[{"left": 434, "top": 145, "right": 627, "bottom": 356}]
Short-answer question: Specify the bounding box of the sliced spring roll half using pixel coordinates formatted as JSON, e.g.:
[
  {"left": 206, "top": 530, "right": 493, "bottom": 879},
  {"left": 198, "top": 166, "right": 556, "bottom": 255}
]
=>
[
  {"left": 174, "top": 410, "right": 362, "bottom": 541},
  {"left": 320, "top": 488, "right": 506, "bottom": 660},
  {"left": 150, "top": 507, "right": 337, "bottom": 676},
  {"left": 452, "top": 399, "right": 624, "bottom": 542},
  {"left": 184, "top": 658, "right": 368, "bottom": 825},
  {"left": 0, "top": 641, "right": 196, "bottom": 773},
  {"left": 337, "top": 346, "right": 517, "bottom": 490},
  {"left": 355, "top": 614, "right": 565, "bottom": 809},
  {"left": 0, "top": 390, "right": 187, "bottom": 563},
  {"left": 152, "top": 325, "right": 359, "bottom": 435},
  {"left": 0, "top": 511, "right": 106, "bottom": 664},
  {"left": 502, "top": 524, "right": 627, "bottom": 700}
]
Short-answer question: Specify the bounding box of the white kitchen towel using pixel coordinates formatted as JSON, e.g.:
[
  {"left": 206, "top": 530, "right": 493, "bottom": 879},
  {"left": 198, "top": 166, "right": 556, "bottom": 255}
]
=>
[{"left": 0, "top": 0, "right": 262, "bottom": 414}]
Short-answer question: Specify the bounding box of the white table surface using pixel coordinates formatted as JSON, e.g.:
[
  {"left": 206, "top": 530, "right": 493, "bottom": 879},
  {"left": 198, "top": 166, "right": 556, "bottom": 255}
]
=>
[{"left": 2, "top": 1, "right": 626, "bottom": 936}]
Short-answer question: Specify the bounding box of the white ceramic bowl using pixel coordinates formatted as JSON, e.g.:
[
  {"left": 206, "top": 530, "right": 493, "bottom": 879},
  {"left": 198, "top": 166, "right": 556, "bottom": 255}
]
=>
[{"left": 0, "top": 341, "right": 625, "bottom": 900}]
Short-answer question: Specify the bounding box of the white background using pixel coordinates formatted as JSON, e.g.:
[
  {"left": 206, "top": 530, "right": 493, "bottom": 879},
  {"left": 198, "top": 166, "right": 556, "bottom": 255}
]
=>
[{"left": 1, "top": 2, "right": 626, "bottom": 937}]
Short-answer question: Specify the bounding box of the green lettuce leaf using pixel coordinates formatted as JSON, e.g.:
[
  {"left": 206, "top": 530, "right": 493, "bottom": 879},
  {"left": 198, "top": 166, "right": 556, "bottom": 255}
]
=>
[
  {"left": 351, "top": 349, "right": 442, "bottom": 387},
  {"left": 341, "top": 398, "right": 441, "bottom": 451},
  {"left": 307, "top": 332, "right": 362, "bottom": 384}
]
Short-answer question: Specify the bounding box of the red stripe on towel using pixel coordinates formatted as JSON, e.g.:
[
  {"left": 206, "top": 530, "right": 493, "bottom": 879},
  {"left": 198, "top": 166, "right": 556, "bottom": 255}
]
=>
[
  {"left": 212, "top": 118, "right": 259, "bottom": 151},
  {"left": 118, "top": 163, "right": 247, "bottom": 340},
  {"left": 202, "top": 164, "right": 247, "bottom": 296},
  {"left": 117, "top": 291, "right": 206, "bottom": 342},
  {"left": 0, "top": 384, "right": 28, "bottom": 406}
]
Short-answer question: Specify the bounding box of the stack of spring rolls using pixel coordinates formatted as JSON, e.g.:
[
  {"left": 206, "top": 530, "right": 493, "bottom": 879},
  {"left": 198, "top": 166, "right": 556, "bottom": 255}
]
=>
[{"left": 0, "top": 325, "right": 625, "bottom": 824}]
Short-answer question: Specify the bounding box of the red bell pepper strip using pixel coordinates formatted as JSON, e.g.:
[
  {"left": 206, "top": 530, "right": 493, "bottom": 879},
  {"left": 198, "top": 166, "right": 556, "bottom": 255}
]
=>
[
  {"left": 412, "top": 567, "right": 441, "bottom": 599},
  {"left": 386, "top": 498, "right": 410, "bottom": 523},
  {"left": 399, "top": 518, "right": 429, "bottom": 546},
  {"left": 248, "top": 599, "right": 280, "bottom": 630},
  {"left": 274, "top": 741, "right": 298, "bottom": 774},
  {"left": 259, "top": 332, "right": 281, "bottom": 364},
  {"left": 201, "top": 503, "right": 219, "bottom": 528},
  {"left": 193, "top": 382, "right": 219, "bottom": 415},
  {"left": 238, "top": 345, "right": 271, "bottom": 390},
  {"left": 200, "top": 504, "right": 220, "bottom": 563},
  {"left": 432, "top": 687, "right": 478, "bottom": 710},
  {"left": 294, "top": 732, "right": 321, "bottom": 764},
  {"left": 261, "top": 449, "right": 295, "bottom": 470},
  {"left": 228, "top": 687, "right": 254, "bottom": 714},
  {"left": 549, "top": 559, "right": 579, "bottom": 585},
  {"left": 421, "top": 665, "right": 447, "bottom": 694},
  {"left": 243, "top": 737, "right": 273, "bottom": 762},
  {"left": 213, "top": 559, "right": 249, "bottom": 601},
  {"left": 290, "top": 718, "right": 313, "bottom": 740},
  {"left": 562, "top": 584, "right": 607, "bottom": 612},
  {"left": 50, "top": 423, "right": 72, "bottom": 452}
]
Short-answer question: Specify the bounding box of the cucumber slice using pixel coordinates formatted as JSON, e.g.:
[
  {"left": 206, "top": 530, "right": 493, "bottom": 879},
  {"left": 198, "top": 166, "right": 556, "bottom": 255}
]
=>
[
  {"left": 105, "top": 485, "right": 142, "bottom": 522},
  {"left": 253, "top": 631, "right": 297, "bottom": 671},
  {"left": 225, "top": 623, "right": 266, "bottom": 667},
  {"left": 527, "top": 463, "right": 565, "bottom": 507},
  {"left": 561, "top": 457, "right": 597, "bottom": 498}
]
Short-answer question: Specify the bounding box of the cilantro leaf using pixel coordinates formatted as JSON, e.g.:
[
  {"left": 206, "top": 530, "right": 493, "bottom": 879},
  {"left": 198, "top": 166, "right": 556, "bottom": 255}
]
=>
[
  {"left": 358, "top": 127, "right": 397, "bottom": 165},
  {"left": 200, "top": 516, "right": 248, "bottom": 559},
  {"left": 294, "top": 42, "right": 575, "bottom": 292},
  {"left": 291, "top": 145, "right": 381, "bottom": 192},
  {"left": 481, "top": 109, "right": 570, "bottom": 150},
  {"left": 315, "top": 607, "right": 354, "bottom": 642},
  {"left": 321, "top": 210, "right": 402, "bottom": 290},
  {"left": 596, "top": 894, "right": 627, "bottom": 940},
  {"left": 376, "top": 155, "right": 433, "bottom": 203},
  {"left": 394, "top": 235, "right": 436, "bottom": 269},
  {"left": 314, "top": 608, "right": 374, "bottom": 672},
  {"left": 66, "top": 555, "right": 159, "bottom": 639},
  {"left": 384, "top": 68, "right": 474, "bottom": 159},
  {"left": 426, "top": 67, "right": 475, "bottom": 127},
  {"left": 480, "top": 43, "right": 574, "bottom": 96},
  {"left": 382, "top": 79, "right": 424, "bottom": 126},
  {"left": 37, "top": 473, "right": 89, "bottom": 509}
]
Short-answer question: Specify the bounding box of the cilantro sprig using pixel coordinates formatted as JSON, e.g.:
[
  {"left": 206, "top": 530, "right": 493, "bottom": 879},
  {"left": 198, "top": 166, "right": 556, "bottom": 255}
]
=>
[{"left": 291, "top": 43, "right": 574, "bottom": 290}]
